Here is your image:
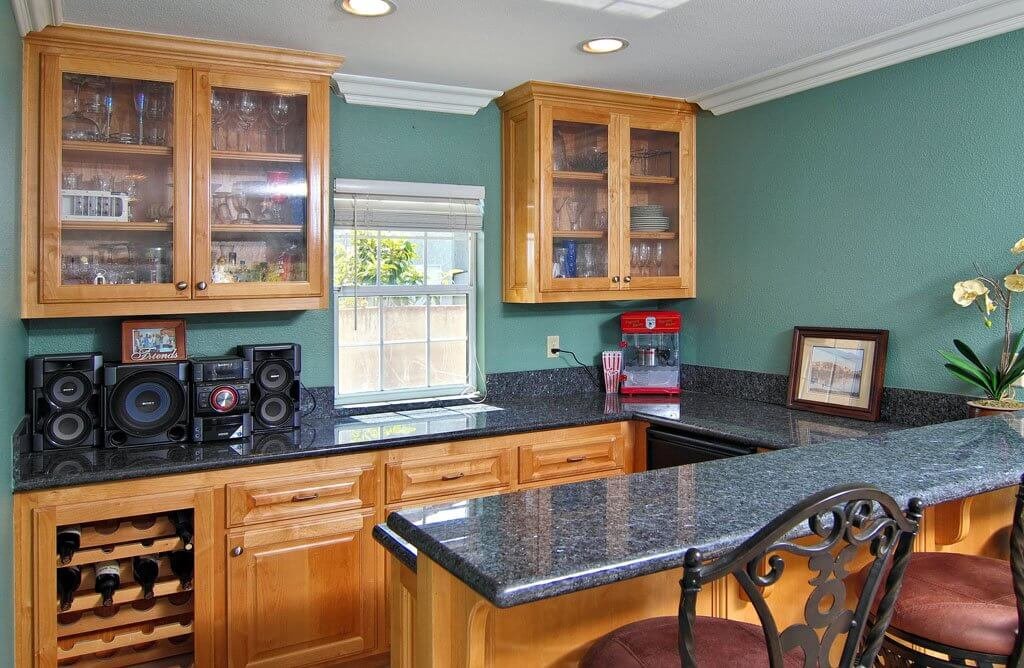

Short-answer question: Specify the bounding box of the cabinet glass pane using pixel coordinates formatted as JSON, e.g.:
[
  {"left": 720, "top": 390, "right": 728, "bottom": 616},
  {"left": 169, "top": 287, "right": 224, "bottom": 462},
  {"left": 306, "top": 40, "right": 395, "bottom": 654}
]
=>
[
  {"left": 60, "top": 73, "right": 175, "bottom": 286},
  {"left": 209, "top": 87, "right": 309, "bottom": 285},
  {"left": 551, "top": 120, "right": 609, "bottom": 281},
  {"left": 629, "top": 127, "right": 680, "bottom": 279}
]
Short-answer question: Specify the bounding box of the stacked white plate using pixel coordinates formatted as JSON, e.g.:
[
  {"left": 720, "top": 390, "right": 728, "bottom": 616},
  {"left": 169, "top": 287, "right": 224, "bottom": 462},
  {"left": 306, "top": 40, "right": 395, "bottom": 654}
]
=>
[{"left": 630, "top": 204, "right": 670, "bottom": 232}]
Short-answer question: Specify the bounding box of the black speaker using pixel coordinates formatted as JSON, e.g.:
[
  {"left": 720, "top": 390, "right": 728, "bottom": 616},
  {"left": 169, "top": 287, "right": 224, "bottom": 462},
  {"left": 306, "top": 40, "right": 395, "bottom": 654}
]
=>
[
  {"left": 238, "top": 344, "right": 301, "bottom": 432},
  {"left": 103, "top": 362, "right": 190, "bottom": 447},
  {"left": 27, "top": 353, "right": 103, "bottom": 451}
]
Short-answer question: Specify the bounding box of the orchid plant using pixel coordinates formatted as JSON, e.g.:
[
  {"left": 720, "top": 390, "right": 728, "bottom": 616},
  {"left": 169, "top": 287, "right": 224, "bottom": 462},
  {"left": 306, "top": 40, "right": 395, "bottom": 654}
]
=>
[{"left": 942, "top": 237, "right": 1024, "bottom": 404}]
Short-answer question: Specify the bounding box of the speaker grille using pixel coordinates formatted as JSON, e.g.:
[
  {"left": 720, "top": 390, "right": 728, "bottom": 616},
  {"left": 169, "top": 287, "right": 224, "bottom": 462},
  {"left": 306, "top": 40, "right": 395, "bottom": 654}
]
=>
[
  {"left": 109, "top": 370, "right": 186, "bottom": 437},
  {"left": 256, "top": 393, "right": 294, "bottom": 428},
  {"left": 256, "top": 360, "right": 294, "bottom": 392},
  {"left": 44, "top": 370, "right": 92, "bottom": 408},
  {"left": 44, "top": 410, "right": 90, "bottom": 447}
]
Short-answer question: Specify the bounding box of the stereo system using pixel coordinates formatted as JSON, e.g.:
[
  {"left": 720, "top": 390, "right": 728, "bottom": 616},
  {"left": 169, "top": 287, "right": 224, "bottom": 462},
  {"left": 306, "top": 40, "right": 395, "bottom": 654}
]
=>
[
  {"left": 238, "top": 344, "right": 302, "bottom": 432},
  {"left": 28, "top": 353, "right": 103, "bottom": 451},
  {"left": 25, "top": 344, "right": 301, "bottom": 450}
]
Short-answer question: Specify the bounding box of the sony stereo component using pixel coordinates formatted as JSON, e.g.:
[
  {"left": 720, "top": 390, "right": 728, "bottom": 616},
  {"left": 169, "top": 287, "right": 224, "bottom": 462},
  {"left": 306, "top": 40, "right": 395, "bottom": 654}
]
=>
[
  {"left": 192, "top": 413, "right": 252, "bottom": 443},
  {"left": 238, "top": 343, "right": 301, "bottom": 432},
  {"left": 191, "top": 356, "right": 251, "bottom": 416},
  {"left": 27, "top": 353, "right": 103, "bottom": 451},
  {"left": 103, "top": 361, "right": 190, "bottom": 447}
]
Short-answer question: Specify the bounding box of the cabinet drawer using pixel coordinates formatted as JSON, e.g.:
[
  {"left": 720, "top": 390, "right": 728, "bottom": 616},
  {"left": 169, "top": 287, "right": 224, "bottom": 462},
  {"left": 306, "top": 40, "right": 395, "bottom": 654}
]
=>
[
  {"left": 385, "top": 450, "right": 512, "bottom": 504},
  {"left": 227, "top": 466, "right": 376, "bottom": 527},
  {"left": 519, "top": 432, "right": 626, "bottom": 484}
]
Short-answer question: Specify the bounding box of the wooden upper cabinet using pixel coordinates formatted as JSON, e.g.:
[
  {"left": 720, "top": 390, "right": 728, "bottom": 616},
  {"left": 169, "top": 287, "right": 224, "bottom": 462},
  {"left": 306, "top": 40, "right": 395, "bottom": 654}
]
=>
[
  {"left": 498, "top": 82, "right": 697, "bottom": 303},
  {"left": 20, "top": 25, "right": 342, "bottom": 318}
]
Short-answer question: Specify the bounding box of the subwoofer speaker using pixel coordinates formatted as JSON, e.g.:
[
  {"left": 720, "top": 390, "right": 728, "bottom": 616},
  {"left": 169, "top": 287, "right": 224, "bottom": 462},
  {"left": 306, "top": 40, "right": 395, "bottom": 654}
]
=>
[
  {"left": 28, "top": 353, "right": 103, "bottom": 451},
  {"left": 103, "top": 362, "right": 190, "bottom": 447},
  {"left": 238, "top": 343, "right": 301, "bottom": 432}
]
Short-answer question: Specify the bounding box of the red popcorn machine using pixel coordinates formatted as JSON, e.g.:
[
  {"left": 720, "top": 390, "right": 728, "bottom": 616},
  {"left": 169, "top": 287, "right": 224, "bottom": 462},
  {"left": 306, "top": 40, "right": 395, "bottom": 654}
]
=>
[{"left": 619, "top": 310, "right": 681, "bottom": 395}]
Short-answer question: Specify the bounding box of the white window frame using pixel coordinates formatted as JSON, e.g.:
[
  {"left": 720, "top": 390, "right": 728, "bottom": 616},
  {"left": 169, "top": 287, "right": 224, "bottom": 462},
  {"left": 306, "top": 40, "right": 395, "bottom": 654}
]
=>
[{"left": 332, "top": 180, "right": 483, "bottom": 407}]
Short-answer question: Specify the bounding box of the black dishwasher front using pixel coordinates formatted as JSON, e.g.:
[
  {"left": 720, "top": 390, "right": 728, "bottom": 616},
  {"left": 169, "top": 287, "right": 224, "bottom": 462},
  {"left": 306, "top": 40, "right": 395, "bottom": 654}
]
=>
[{"left": 646, "top": 425, "right": 757, "bottom": 469}]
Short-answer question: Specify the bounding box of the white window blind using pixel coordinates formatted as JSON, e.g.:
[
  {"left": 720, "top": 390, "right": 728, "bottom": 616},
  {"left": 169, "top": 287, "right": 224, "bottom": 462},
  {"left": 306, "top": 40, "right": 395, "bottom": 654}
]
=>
[{"left": 334, "top": 179, "right": 484, "bottom": 231}]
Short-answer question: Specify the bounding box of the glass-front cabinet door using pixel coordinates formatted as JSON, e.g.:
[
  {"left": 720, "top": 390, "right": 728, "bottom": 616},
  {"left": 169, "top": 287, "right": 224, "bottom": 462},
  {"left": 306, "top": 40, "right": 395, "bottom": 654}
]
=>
[
  {"left": 540, "top": 106, "right": 621, "bottom": 293},
  {"left": 192, "top": 71, "right": 325, "bottom": 300},
  {"left": 622, "top": 115, "right": 694, "bottom": 291},
  {"left": 39, "top": 55, "right": 192, "bottom": 304}
]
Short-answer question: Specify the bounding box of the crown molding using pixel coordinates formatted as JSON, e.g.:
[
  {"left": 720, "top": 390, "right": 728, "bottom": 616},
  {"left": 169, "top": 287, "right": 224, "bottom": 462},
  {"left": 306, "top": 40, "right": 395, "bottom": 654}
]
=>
[
  {"left": 689, "top": 0, "right": 1024, "bottom": 115},
  {"left": 331, "top": 73, "right": 501, "bottom": 115},
  {"left": 11, "top": 0, "right": 63, "bottom": 36}
]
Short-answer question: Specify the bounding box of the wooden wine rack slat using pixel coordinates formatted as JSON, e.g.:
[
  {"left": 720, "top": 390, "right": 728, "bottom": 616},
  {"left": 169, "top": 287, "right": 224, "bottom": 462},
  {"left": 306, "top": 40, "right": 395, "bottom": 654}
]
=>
[
  {"left": 78, "top": 558, "right": 173, "bottom": 590},
  {"left": 58, "top": 637, "right": 193, "bottom": 667},
  {"left": 64, "top": 579, "right": 189, "bottom": 614},
  {"left": 77, "top": 516, "right": 177, "bottom": 549},
  {"left": 57, "top": 595, "right": 193, "bottom": 638},
  {"left": 57, "top": 619, "right": 193, "bottom": 660},
  {"left": 63, "top": 536, "right": 185, "bottom": 568}
]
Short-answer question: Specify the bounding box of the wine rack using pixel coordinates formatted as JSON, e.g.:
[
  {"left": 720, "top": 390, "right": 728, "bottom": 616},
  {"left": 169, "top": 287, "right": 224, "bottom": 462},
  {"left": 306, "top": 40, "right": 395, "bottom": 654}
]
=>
[{"left": 53, "top": 510, "right": 196, "bottom": 667}]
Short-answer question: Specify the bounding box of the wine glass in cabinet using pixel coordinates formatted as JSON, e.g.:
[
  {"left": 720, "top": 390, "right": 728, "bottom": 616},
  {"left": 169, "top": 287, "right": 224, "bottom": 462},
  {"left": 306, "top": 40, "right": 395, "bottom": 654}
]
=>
[
  {"left": 192, "top": 71, "right": 327, "bottom": 301},
  {"left": 38, "top": 56, "right": 193, "bottom": 306}
]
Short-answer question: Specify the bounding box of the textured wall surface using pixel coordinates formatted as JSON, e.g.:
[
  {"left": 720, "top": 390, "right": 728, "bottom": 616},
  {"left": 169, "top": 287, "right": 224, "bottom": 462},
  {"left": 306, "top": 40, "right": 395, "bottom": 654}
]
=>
[
  {"left": 26, "top": 98, "right": 641, "bottom": 385},
  {"left": 686, "top": 28, "right": 1024, "bottom": 394},
  {"left": 0, "top": 3, "right": 26, "bottom": 662}
]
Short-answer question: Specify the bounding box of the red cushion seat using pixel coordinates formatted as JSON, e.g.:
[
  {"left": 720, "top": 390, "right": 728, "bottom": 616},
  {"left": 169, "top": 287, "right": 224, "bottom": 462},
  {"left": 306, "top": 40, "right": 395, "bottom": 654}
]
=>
[
  {"left": 581, "top": 615, "right": 805, "bottom": 668},
  {"left": 857, "top": 552, "right": 1018, "bottom": 657}
]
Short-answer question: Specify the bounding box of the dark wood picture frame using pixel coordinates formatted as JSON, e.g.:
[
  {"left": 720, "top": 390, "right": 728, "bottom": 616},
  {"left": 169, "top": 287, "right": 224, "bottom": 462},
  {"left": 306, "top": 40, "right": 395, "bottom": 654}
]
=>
[
  {"left": 786, "top": 327, "right": 889, "bottom": 421},
  {"left": 121, "top": 319, "right": 188, "bottom": 364}
]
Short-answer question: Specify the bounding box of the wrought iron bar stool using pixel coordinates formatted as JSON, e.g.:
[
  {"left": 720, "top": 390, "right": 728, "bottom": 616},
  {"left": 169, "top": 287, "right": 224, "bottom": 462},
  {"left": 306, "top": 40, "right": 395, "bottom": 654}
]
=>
[
  {"left": 581, "top": 485, "right": 923, "bottom": 668},
  {"left": 854, "top": 475, "right": 1024, "bottom": 668}
]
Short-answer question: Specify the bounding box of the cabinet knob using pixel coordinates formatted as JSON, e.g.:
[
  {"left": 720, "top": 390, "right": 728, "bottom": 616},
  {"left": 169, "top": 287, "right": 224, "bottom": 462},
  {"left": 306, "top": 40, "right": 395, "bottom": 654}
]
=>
[
  {"left": 175, "top": 281, "right": 188, "bottom": 291},
  {"left": 232, "top": 546, "right": 244, "bottom": 557},
  {"left": 196, "top": 281, "right": 208, "bottom": 291},
  {"left": 612, "top": 276, "right": 620, "bottom": 283},
  {"left": 624, "top": 276, "right": 632, "bottom": 284}
]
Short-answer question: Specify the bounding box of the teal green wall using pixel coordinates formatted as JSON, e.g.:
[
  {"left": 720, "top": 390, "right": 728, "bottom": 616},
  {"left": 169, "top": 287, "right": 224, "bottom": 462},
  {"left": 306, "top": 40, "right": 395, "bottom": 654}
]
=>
[
  {"left": 0, "top": 3, "right": 26, "bottom": 664},
  {"left": 687, "top": 28, "right": 1024, "bottom": 394},
  {"left": 26, "top": 98, "right": 638, "bottom": 385}
]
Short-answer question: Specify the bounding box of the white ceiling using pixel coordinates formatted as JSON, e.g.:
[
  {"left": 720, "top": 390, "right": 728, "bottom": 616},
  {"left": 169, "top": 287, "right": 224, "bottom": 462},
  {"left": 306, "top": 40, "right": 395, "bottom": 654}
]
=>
[{"left": 59, "top": 0, "right": 1009, "bottom": 104}]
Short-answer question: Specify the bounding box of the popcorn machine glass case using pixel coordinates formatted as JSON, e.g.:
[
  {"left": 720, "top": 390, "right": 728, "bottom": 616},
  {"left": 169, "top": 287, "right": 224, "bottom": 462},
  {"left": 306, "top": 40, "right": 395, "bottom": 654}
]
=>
[{"left": 620, "top": 310, "right": 681, "bottom": 395}]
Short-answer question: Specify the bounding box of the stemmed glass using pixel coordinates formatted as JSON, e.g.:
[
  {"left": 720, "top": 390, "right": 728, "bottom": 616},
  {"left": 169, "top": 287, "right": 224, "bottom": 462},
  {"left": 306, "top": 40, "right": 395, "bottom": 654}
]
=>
[
  {"left": 236, "top": 91, "right": 262, "bottom": 152},
  {"left": 132, "top": 83, "right": 150, "bottom": 145},
  {"left": 145, "top": 85, "right": 168, "bottom": 145},
  {"left": 62, "top": 74, "right": 101, "bottom": 141},
  {"left": 653, "top": 242, "right": 664, "bottom": 277},
  {"left": 636, "top": 242, "right": 652, "bottom": 277},
  {"left": 268, "top": 95, "right": 295, "bottom": 153},
  {"left": 210, "top": 90, "right": 231, "bottom": 150}
]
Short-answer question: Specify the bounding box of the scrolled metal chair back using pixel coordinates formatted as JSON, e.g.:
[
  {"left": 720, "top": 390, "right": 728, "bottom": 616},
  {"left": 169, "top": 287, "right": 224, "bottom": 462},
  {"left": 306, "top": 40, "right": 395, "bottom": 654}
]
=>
[{"left": 678, "top": 485, "right": 923, "bottom": 668}]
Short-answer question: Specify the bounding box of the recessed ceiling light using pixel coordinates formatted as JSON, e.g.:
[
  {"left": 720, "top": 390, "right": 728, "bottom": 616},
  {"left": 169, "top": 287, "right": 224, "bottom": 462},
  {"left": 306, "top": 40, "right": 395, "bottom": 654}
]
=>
[
  {"left": 337, "top": 0, "right": 396, "bottom": 17},
  {"left": 579, "top": 37, "right": 629, "bottom": 54}
]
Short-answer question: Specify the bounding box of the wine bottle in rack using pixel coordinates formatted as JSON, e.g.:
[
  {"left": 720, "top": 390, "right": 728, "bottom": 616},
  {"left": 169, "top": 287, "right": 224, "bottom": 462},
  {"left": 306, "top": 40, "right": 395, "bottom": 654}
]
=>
[
  {"left": 167, "top": 510, "right": 194, "bottom": 551},
  {"left": 94, "top": 560, "right": 121, "bottom": 607},
  {"left": 132, "top": 554, "right": 160, "bottom": 599},
  {"left": 169, "top": 550, "right": 194, "bottom": 591},
  {"left": 57, "top": 565, "right": 81, "bottom": 611},
  {"left": 57, "top": 524, "right": 81, "bottom": 565}
]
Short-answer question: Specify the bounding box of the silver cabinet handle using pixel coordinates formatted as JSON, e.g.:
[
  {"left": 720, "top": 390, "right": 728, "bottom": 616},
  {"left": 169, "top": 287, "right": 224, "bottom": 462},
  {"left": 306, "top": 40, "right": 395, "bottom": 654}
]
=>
[
  {"left": 440, "top": 472, "right": 465, "bottom": 481},
  {"left": 196, "top": 281, "right": 208, "bottom": 291},
  {"left": 291, "top": 492, "right": 320, "bottom": 503},
  {"left": 232, "top": 546, "right": 244, "bottom": 557},
  {"left": 566, "top": 455, "right": 587, "bottom": 463},
  {"left": 611, "top": 276, "right": 620, "bottom": 283},
  {"left": 624, "top": 276, "right": 632, "bottom": 284},
  {"left": 175, "top": 281, "right": 188, "bottom": 290}
]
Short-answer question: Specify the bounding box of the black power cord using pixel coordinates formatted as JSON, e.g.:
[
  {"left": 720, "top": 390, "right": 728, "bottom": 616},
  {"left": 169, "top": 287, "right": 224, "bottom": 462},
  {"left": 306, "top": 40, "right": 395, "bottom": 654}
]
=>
[{"left": 551, "top": 347, "right": 602, "bottom": 391}]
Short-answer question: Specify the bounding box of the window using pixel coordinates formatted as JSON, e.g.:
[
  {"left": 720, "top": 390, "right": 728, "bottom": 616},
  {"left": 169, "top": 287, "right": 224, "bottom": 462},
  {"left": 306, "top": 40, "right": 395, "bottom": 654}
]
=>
[{"left": 333, "top": 179, "right": 483, "bottom": 405}]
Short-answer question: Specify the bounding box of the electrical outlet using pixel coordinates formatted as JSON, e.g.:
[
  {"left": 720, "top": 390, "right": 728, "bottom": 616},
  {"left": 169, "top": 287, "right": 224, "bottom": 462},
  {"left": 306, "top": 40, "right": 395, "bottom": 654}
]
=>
[{"left": 547, "top": 335, "right": 560, "bottom": 358}]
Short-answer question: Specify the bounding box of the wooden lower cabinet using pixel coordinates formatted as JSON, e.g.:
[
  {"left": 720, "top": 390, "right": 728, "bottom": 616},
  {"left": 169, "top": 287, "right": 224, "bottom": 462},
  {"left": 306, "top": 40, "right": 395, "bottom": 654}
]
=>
[
  {"left": 14, "top": 422, "right": 640, "bottom": 667},
  {"left": 226, "top": 510, "right": 379, "bottom": 667}
]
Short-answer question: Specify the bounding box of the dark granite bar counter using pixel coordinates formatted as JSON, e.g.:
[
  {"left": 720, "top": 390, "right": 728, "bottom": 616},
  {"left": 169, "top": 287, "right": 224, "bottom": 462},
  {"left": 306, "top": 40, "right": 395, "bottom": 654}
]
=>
[
  {"left": 12, "top": 391, "right": 909, "bottom": 492},
  {"left": 384, "top": 415, "right": 1024, "bottom": 608}
]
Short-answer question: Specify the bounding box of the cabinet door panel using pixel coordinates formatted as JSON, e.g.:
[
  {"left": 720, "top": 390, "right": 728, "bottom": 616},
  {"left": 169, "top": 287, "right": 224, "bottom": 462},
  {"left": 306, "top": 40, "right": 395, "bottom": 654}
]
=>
[
  {"left": 226, "top": 510, "right": 377, "bottom": 667},
  {"left": 193, "top": 70, "right": 326, "bottom": 301},
  {"left": 38, "top": 54, "right": 193, "bottom": 304},
  {"left": 540, "top": 105, "right": 622, "bottom": 293},
  {"left": 621, "top": 114, "right": 694, "bottom": 292}
]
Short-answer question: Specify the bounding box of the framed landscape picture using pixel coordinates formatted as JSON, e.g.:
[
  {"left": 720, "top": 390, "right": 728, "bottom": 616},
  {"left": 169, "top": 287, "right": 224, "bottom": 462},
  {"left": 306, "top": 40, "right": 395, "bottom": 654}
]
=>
[{"left": 787, "top": 327, "right": 889, "bottom": 421}]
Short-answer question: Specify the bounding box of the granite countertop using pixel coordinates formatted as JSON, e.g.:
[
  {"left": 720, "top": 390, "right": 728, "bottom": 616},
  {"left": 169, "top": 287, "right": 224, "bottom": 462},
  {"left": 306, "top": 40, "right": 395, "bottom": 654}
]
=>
[
  {"left": 384, "top": 415, "right": 1024, "bottom": 608},
  {"left": 12, "top": 391, "right": 908, "bottom": 492}
]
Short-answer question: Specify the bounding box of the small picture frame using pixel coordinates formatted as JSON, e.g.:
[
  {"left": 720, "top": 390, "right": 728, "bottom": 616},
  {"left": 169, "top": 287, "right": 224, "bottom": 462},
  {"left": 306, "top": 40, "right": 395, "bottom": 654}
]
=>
[
  {"left": 121, "top": 319, "right": 188, "bottom": 364},
  {"left": 787, "top": 327, "right": 889, "bottom": 422}
]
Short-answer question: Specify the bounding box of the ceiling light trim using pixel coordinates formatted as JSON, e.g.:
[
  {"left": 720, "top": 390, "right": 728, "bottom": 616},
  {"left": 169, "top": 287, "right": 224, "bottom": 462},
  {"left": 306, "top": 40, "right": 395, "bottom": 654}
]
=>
[
  {"left": 331, "top": 73, "right": 502, "bottom": 115},
  {"left": 688, "top": 0, "right": 1024, "bottom": 115},
  {"left": 11, "top": 0, "right": 63, "bottom": 36}
]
